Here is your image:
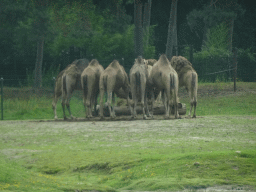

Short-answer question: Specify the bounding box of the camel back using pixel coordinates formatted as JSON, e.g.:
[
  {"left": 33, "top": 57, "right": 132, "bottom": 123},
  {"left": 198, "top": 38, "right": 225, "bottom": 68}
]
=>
[
  {"left": 89, "top": 59, "right": 100, "bottom": 67},
  {"left": 130, "top": 57, "right": 148, "bottom": 77},
  {"left": 146, "top": 59, "right": 157, "bottom": 66},
  {"left": 65, "top": 58, "right": 89, "bottom": 76},
  {"left": 171, "top": 56, "right": 195, "bottom": 75},
  {"left": 108, "top": 60, "right": 121, "bottom": 69},
  {"left": 157, "top": 54, "right": 171, "bottom": 67}
]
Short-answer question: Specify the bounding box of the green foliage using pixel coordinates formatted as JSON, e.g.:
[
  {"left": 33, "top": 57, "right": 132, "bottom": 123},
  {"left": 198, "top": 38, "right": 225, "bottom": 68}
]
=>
[{"left": 204, "top": 22, "right": 229, "bottom": 51}]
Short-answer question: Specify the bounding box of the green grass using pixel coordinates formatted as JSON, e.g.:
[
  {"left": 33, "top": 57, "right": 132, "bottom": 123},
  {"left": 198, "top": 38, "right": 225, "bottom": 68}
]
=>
[
  {"left": 1, "top": 82, "right": 256, "bottom": 120},
  {"left": 0, "top": 82, "right": 256, "bottom": 191},
  {"left": 0, "top": 115, "right": 256, "bottom": 191}
]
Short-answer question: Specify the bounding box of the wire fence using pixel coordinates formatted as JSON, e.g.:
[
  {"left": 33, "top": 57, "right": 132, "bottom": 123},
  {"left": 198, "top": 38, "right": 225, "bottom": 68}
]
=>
[{"left": 0, "top": 49, "right": 239, "bottom": 120}]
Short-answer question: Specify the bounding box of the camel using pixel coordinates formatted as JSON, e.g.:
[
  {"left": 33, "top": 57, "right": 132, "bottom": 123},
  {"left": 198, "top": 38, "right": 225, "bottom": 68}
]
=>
[
  {"left": 81, "top": 59, "right": 104, "bottom": 118},
  {"left": 170, "top": 56, "right": 198, "bottom": 118},
  {"left": 61, "top": 58, "right": 90, "bottom": 120},
  {"left": 52, "top": 69, "right": 65, "bottom": 120},
  {"left": 129, "top": 56, "right": 151, "bottom": 119},
  {"left": 148, "top": 54, "right": 179, "bottom": 119},
  {"left": 99, "top": 60, "right": 131, "bottom": 119},
  {"left": 144, "top": 59, "right": 157, "bottom": 66}
]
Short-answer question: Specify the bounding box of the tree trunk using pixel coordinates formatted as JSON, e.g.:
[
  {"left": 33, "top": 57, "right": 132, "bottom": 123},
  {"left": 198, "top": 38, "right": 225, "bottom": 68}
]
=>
[
  {"left": 166, "top": 0, "right": 178, "bottom": 61},
  {"left": 173, "top": 0, "right": 178, "bottom": 56},
  {"left": 97, "top": 103, "right": 186, "bottom": 117},
  {"left": 134, "top": 0, "right": 144, "bottom": 57},
  {"left": 143, "top": 0, "right": 152, "bottom": 47},
  {"left": 33, "top": 36, "right": 44, "bottom": 89}
]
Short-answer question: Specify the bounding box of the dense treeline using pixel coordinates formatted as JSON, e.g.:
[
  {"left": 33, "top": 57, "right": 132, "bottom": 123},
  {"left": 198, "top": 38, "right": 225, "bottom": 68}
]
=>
[{"left": 0, "top": 0, "right": 255, "bottom": 85}]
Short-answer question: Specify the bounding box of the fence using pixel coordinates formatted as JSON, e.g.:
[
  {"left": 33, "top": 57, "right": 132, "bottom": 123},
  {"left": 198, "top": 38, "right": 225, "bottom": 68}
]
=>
[{"left": 0, "top": 49, "right": 241, "bottom": 120}]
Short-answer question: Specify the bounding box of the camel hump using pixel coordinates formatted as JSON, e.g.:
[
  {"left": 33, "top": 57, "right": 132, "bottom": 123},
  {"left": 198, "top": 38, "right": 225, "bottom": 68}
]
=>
[
  {"left": 136, "top": 56, "right": 144, "bottom": 64},
  {"left": 109, "top": 60, "right": 120, "bottom": 68},
  {"left": 73, "top": 59, "right": 89, "bottom": 70},
  {"left": 158, "top": 54, "right": 170, "bottom": 65},
  {"left": 89, "top": 59, "right": 99, "bottom": 66}
]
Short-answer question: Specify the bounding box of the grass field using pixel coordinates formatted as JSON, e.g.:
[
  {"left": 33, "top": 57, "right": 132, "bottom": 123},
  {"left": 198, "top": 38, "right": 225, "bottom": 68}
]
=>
[{"left": 0, "top": 82, "right": 256, "bottom": 191}]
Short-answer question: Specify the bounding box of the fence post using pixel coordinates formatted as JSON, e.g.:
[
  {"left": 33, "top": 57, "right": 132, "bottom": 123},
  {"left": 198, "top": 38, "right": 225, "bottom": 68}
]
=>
[
  {"left": 1, "top": 77, "right": 3, "bottom": 120},
  {"left": 233, "top": 48, "right": 237, "bottom": 92}
]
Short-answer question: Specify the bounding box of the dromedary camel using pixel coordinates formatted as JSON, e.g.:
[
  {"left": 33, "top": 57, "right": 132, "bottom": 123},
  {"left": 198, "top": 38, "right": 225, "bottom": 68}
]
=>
[
  {"left": 144, "top": 59, "right": 157, "bottom": 66},
  {"left": 148, "top": 54, "right": 179, "bottom": 119},
  {"left": 52, "top": 69, "right": 65, "bottom": 120},
  {"left": 81, "top": 59, "right": 104, "bottom": 118},
  {"left": 170, "top": 56, "right": 198, "bottom": 118},
  {"left": 61, "top": 58, "right": 90, "bottom": 120},
  {"left": 99, "top": 60, "right": 131, "bottom": 119},
  {"left": 129, "top": 56, "right": 151, "bottom": 119}
]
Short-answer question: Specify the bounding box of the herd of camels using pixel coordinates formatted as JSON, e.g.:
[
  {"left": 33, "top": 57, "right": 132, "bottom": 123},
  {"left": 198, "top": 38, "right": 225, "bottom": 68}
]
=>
[{"left": 52, "top": 54, "right": 198, "bottom": 120}]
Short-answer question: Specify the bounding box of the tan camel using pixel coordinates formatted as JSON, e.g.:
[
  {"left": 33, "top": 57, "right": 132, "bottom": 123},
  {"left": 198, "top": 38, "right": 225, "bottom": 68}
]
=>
[
  {"left": 52, "top": 62, "right": 81, "bottom": 119},
  {"left": 144, "top": 59, "right": 157, "bottom": 66},
  {"left": 170, "top": 56, "right": 198, "bottom": 118},
  {"left": 61, "top": 58, "right": 90, "bottom": 120},
  {"left": 130, "top": 56, "right": 151, "bottom": 119},
  {"left": 52, "top": 69, "right": 65, "bottom": 120},
  {"left": 81, "top": 59, "right": 104, "bottom": 118},
  {"left": 99, "top": 60, "right": 131, "bottom": 119},
  {"left": 148, "top": 54, "right": 179, "bottom": 119}
]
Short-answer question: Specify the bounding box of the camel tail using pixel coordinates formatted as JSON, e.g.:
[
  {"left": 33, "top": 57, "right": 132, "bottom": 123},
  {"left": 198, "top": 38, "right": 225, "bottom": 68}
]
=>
[
  {"left": 192, "top": 72, "right": 196, "bottom": 88},
  {"left": 135, "top": 71, "right": 141, "bottom": 95},
  {"left": 82, "top": 75, "right": 87, "bottom": 95},
  {"left": 170, "top": 74, "right": 175, "bottom": 90},
  {"left": 191, "top": 72, "right": 197, "bottom": 100},
  {"left": 103, "top": 75, "right": 108, "bottom": 91}
]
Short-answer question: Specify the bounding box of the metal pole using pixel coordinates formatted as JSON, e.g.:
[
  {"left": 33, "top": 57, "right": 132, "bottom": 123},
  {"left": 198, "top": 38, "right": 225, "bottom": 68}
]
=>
[{"left": 1, "top": 77, "right": 3, "bottom": 120}]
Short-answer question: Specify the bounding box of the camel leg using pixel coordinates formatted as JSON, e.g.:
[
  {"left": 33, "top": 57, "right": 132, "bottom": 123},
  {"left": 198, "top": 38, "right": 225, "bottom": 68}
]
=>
[
  {"left": 188, "top": 90, "right": 194, "bottom": 118},
  {"left": 193, "top": 100, "right": 197, "bottom": 118},
  {"left": 173, "top": 89, "right": 179, "bottom": 119},
  {"left": 61, "top": 90, "right": 68, "bottom": 120},
  {"left": 140, "top": 83, "right": 148, "bottom": 120},
  {"left": 130, "top": 84, "right": 136, "bottom": 119},
  {"left": 165, "top": 89, "right": 170, "bottom": 119},
  {"left": 86, "top": 90, "right": 93, "bottom": 118},
  {"left": 65, "top": 86, "right": 75, "bottom": 119},
  {"left": 112, "top": 93, "right": 116, "bottom": 118},
  {"left": 82, "top": 85, "right": 88, "bottom": 118},
  {"left": 107, "top": 91, "right": 116, "bottom": 119},
  {"left": 144, "top": 94, "right": 151, "bottom": 118},
  {"left": 52, "top": 96, "right": 59, "bottom": 120},
  {"left": 150, "top": 89, "right": 155, "bottom": 118},
  {"left": 99, "top": 88, "right": 105, "bottom": 120}
]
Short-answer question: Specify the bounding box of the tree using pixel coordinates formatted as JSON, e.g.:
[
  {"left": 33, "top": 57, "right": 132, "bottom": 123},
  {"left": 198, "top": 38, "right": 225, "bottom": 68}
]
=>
[
  {"left": 31, "top": 0, "right": 50, "bottom": 89},
  {"left": 187, "top": 0, "right": 244, "bottom": 51},
  {"left": 134, "top": 0, "right": 144, "bottom": 57},
  {"left": 143, "top": 0, "right": 152, "bottom": 47},
  {"left": 166, "top": 0, "right": 178, "bottom": 60}
]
